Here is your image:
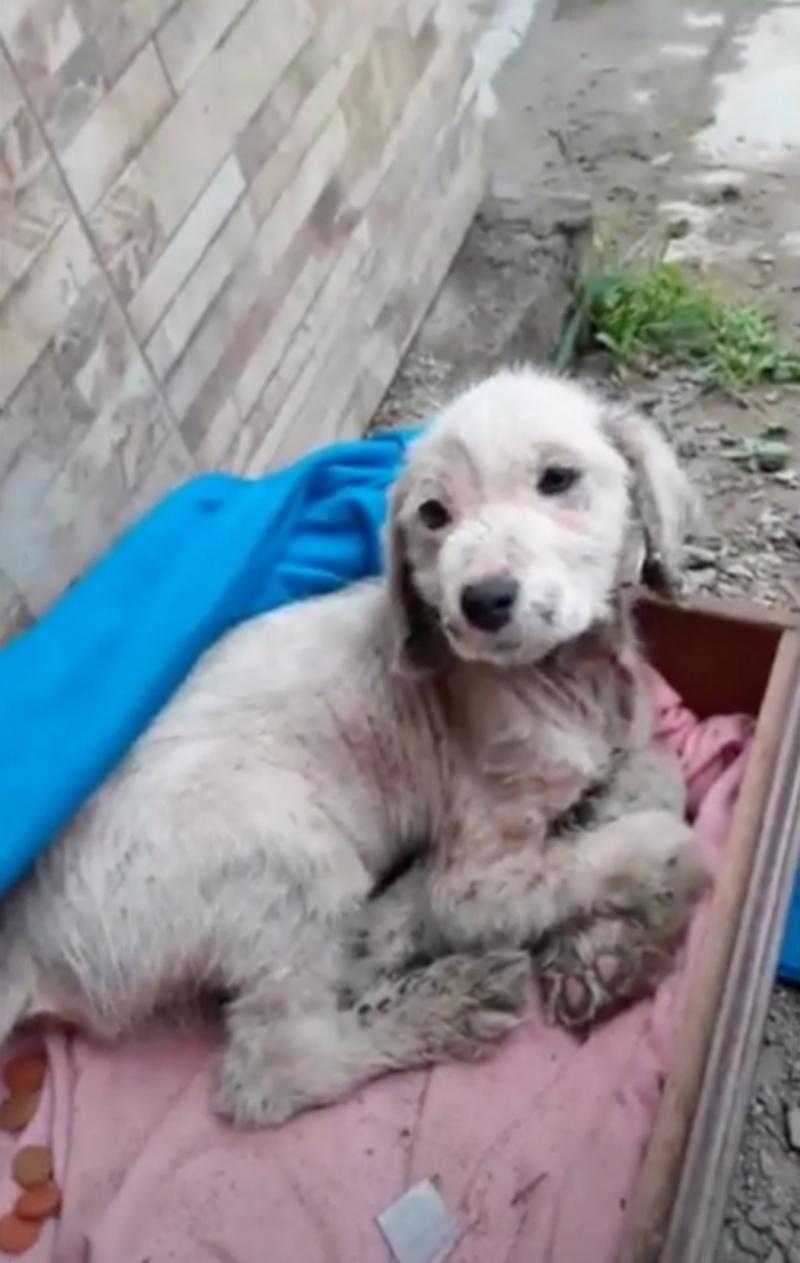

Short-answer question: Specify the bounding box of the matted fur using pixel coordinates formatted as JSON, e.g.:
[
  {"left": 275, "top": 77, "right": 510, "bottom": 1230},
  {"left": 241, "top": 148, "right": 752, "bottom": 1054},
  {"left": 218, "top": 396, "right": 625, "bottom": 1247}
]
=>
[{"left": 0, "top": 368, "right": 707, "bottom": 1127}]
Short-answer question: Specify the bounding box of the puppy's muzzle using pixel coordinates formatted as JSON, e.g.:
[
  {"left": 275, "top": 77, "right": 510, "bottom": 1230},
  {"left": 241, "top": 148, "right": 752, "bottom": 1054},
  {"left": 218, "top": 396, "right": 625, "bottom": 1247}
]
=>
[{"left": 460, "top": 576, "right": 519, "bottom": 632}]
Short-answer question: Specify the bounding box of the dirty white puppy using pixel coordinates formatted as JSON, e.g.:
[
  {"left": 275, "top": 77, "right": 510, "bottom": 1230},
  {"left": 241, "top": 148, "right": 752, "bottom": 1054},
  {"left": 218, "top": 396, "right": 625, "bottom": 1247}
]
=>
[{"left": 0, "top": 368, "right": 707, "bottom": 1127}]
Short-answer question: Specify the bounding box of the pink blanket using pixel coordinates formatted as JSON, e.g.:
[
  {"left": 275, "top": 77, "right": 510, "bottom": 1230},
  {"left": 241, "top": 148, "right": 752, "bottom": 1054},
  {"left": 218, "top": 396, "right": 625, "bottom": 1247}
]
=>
[{"left": 0, "top": 675, "right": 753, "bottom": 1263}]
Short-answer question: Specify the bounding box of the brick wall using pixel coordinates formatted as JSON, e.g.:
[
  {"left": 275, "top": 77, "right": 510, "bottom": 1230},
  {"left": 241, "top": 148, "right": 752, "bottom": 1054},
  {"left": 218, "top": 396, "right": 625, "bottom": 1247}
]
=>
[{"left": 0, "top": 0, "right": 488, "bottom": 635}]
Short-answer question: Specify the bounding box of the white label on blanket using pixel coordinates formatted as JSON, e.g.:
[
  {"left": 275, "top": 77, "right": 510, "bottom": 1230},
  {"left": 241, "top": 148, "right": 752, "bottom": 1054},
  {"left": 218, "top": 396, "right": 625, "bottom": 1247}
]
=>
[{"left": 377, "top": 1179, "right": 459, "bottom": 1263}]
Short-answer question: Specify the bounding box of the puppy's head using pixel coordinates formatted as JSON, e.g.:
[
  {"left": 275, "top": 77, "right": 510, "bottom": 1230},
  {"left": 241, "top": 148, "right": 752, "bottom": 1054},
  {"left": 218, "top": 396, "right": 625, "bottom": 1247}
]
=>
[{"left": 386, "top": 367, "right": 694, "bottom": 671}]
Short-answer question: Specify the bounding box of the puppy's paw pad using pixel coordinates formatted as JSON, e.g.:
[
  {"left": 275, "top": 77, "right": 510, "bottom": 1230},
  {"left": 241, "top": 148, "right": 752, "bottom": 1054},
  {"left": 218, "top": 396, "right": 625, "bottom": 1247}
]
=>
[
  {"left": 595, "top": 950, "right": 624, "bottom": 988},
  {"left": 540, "top": 965, "right": 601, "bottom": 1029},
  {"left": 538, "top": 926, "right": 673, "bottom": 1030}
]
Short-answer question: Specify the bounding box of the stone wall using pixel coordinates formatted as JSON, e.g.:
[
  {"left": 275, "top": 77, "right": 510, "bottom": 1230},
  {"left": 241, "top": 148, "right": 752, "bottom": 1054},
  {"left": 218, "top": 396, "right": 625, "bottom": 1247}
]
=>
[{"left": 0, "top": 0, "right": 489, "bottom": 635}]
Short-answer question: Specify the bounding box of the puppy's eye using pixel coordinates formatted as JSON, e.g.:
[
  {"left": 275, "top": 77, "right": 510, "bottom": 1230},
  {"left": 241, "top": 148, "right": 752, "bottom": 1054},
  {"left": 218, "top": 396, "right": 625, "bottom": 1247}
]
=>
[
  {"left": 418, "top": 499, "right": 451, "bottom": 530},
  {"left": 538, "top": 465, "right": 580, "bottom": 496}
]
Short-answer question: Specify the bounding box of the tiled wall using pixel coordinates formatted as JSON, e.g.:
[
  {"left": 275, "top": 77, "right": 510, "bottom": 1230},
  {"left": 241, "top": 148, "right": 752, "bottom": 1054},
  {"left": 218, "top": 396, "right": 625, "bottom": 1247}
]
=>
[{"left": 0, "top": 0, "right": 487, "bottom": 636}]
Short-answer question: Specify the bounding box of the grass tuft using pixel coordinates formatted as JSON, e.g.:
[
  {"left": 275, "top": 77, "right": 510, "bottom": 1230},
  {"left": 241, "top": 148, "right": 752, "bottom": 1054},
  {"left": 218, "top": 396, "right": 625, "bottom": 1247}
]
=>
[{"left": 557, "top": 256, "right": 800, "bottom": 390}]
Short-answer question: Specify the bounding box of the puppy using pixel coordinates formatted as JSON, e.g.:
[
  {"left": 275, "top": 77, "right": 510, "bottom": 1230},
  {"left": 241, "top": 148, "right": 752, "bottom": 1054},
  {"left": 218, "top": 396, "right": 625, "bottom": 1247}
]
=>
[{"left": 0, "top": 368, "right": 707, "bottom": 1127}]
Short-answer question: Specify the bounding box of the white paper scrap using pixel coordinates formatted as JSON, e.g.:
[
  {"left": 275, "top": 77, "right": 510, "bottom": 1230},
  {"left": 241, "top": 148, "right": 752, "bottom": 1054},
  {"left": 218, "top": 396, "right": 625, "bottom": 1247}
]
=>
[{"left": 376, "top": 1179, "right": 459, "bottom": 1263}]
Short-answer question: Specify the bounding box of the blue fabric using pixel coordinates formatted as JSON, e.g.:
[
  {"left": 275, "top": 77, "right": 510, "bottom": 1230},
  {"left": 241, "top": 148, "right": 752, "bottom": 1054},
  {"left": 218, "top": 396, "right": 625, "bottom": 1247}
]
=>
[
  {"left": 0, "top": 427, "right": 419, "bottom": 899},
  {"left": 779, "top": 875, "right": 800, "bottom": 984}
]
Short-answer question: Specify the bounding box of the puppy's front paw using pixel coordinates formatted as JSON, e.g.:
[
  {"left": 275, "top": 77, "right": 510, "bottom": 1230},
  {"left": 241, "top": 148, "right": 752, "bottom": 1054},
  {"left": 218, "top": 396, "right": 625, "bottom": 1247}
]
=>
[
  {"left": 537, "top": 915, "right": 674, "bottom": 1029},
  {"left": 459, "top": 949, "right": 533, "bottom": 1042},
  {"left": 379, "top": 950, "right": 533, "bottom": 1062},
  {"left": 603, "top": 813, "right": 710, "bottom": 936},
  {"left": 212, "top": 1058, "right": 307, "bottom": 1129}
]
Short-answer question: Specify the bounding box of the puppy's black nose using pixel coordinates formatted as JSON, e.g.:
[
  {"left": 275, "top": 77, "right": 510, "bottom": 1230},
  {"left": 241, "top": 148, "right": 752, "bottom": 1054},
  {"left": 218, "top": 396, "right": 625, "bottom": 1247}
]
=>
[{"left": 460, "top": 577, "right": 519, "bottom": 632}]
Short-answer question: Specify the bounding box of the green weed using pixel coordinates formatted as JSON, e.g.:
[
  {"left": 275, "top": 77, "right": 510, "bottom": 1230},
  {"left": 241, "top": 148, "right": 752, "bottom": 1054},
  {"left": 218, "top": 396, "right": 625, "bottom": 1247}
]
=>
[{"left": 557, "top": 257, "right": 800, "bottom": 390}]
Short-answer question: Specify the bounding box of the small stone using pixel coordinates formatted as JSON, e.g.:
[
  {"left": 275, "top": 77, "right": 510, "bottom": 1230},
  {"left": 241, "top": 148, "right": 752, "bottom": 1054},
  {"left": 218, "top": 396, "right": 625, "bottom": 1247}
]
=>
[
  {"left": 750, "top": 1206, "right": 773, "bottom": 1230},
  {"left": 785, "top": 1107, "right": 800, "bottom": 1150},
  {"left": 774, "top": 1224, "right": 794, "bottom": 1249},
  {"left": 662, "top": 217, "right": 687, "bottom": 241},
  {"left": 632, "top": 392, "right": 661, "bottom": 412},
  {"left": 727, "top": 562, "right": 756, "bottom": 581},
  {"left": 737, "top": 1222, "right": 766, "bottom": 1254},
  {"left": 687, "top": 567, "right": 716, "bottom": 590},
  {"left": 759, "top": 448, "right": 791, "bottom": 473},
  {"left": 766, "top": 1248, "right": 785, "bottom": 1263},
  {"left": 686, "top": 545, "right": 718, "bottom": 568}
]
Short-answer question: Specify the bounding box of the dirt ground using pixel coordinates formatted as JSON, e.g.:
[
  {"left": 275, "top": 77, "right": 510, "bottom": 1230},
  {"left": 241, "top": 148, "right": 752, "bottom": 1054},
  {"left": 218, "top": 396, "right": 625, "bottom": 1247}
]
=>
[{"left": 375, "top": 0, "right": 800, "bottom": 1257}]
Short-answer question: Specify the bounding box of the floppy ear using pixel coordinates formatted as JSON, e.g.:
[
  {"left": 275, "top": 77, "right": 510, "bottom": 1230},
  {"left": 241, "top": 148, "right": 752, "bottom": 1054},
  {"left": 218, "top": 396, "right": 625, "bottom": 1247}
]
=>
[
  {"left": 384, "top": 474, "right": 447, "bottom": 674},
  {"left": 604, "top": 405, "right": 697, "bottom": 599}
]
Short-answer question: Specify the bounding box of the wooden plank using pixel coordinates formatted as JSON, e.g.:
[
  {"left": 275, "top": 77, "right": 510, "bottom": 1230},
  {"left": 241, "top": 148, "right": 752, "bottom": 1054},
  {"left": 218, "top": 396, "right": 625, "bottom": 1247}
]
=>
[
  {"left": 621, "top": 624, "right": 800, "bottom": 1263},
  {"left": 635, "top": 593, "right": 793, "bottom": 718}
]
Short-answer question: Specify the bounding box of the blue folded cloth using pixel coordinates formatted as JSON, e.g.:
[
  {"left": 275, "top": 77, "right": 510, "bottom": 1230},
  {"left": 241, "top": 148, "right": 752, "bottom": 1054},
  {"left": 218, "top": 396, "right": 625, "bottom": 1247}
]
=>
[
  {"left": 0, "top": 427, "right": 418, "bottom": 899},
  {"left": 2, "top": 419, "right": 797, "bottom": 985}
]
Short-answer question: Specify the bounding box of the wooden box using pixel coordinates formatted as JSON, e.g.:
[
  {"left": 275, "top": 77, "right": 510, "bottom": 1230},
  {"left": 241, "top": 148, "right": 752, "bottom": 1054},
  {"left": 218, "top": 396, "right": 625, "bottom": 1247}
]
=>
[{"left": 621, "top": 596, "right": 800, "bottom": 1262}]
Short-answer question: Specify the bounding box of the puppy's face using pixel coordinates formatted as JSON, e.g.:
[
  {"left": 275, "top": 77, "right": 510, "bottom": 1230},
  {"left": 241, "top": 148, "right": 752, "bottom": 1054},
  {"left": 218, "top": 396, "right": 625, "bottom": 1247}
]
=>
[{"left": 388, "top": 370, "right": 692, "bottom": 670}]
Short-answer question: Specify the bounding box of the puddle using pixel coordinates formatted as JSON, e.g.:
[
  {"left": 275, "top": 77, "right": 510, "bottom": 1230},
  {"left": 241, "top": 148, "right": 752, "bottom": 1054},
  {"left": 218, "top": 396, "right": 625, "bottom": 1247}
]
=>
[{"left": 695, "top": 6, "right": 800, "bottom": 171}]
